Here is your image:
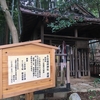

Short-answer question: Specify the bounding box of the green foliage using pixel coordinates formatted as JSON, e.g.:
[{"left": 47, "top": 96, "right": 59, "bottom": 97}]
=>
[
  {"left": 48, "top": 0, "right": 84, "bottom": 32},
  {"left": 79, "top": 0, "right": 100, "bottom": 17},
  {"left": 87, "top": 89, "right": 97, "bottom": 100},
  {"left": 41, "top": 0, "right": 50, "bottom": 10},
  {"left": 87, "top": 78, "right": 100, "bottom": 100},
  {"left": 93, "top": 78, "right": 100, "bottom": 87},
  {"left": 48, "top": 14, "right": 82, "bottom": 32},
  {"left": 47, "top": 0, "right": 100, "bottom": 32}
]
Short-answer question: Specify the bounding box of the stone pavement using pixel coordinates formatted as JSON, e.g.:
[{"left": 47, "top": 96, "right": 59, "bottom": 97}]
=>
[{"left": 70, "top": 77, "right": 100, "bottom": 92}]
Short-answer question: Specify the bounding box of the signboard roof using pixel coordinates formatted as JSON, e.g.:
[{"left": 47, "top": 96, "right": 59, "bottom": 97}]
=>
[{"left": 0, "top": 39, "right": 58, "bottom": 49}]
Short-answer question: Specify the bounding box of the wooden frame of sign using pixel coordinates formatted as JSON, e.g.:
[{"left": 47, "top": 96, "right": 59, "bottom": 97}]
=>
[{"left": 0, "top": 40, "right": 58, "bottom": 99}]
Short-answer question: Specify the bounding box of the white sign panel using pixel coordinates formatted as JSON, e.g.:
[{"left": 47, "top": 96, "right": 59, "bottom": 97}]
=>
[{"left": 8, "top": 54, "right": 50, "bottom": 85}]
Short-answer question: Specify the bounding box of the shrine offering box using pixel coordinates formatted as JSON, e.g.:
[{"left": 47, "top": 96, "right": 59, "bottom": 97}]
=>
[{"left": 0, "top": 40, "right": 58, "bottom": 99}]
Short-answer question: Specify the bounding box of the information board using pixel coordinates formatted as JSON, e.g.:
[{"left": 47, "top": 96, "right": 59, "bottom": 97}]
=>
[{"left": 8, "top": 54, "right": 50, "bottom": 85}]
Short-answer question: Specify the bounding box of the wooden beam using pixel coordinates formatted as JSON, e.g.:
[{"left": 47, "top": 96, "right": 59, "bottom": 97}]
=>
[
  {"left": 45, "top": 37, "right": 75, "bottom": 41},
  {"left": 44, "top": 34, "right": 92, "bottom": 40},
  {"left": 45, "top": 38, "right": 75, "bottom": 45}
]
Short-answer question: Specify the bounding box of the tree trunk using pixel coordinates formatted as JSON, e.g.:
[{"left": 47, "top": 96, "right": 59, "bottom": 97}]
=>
[
  {"left": 0, "top": 0, "right": 20, "bottom": 100},
  {"left": 17, "top": 0, "right": 22, "bottom": 35},
  {"left": 0, "top": 0, "right": 19, "bottom": 43},
  {"left": 5, "top": 22, "right": 9, "bottom": 44}
]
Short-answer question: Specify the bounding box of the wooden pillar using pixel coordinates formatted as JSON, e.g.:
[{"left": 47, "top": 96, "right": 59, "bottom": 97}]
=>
[
  {"left": 66, "top": 60, "right": 70, "bottom": 89},
  {"left": 87, "top": 49, "right": 90, "bottom": 76},
  {"left": 41, "top": 23, "right": 44, "bottom": 43},
  {"left": 70, "top": 47, "right": 72, "bottom": 76},
  {"left": 0, "top": 50, "right": 3, "bottom": 99},
  {"left": 78, "top": 51, "right": 81, "bottom": 78},
  {"left": 75, "top": 48, "right": 78, "bottom": 78},
  {"left": 72, "top": 47, "right": 75, "bottom": 76},
  {"left": 81, "top": 50, "right": 84, "bottom": 76},
  {"left": 75, "top": 28, "right": 78, "bottom": 78},
  {"left": 25, "top": 92, "right": 34, "bottom": 100},
  {"left": 84, "top": 50, "right": 87, "bottom": 76}
]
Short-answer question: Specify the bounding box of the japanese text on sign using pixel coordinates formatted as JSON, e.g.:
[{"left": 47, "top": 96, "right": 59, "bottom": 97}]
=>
[{"left": 8, "top": 54, "right": 50, "bottom": 85}]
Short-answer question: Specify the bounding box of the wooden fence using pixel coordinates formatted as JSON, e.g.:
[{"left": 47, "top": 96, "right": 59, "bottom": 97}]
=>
[
  {"left": 55, "top": 41, "right": 90, "bottom": 86},
  {"left": 70, "top": 48, "right": 90, "bottom": 77}
]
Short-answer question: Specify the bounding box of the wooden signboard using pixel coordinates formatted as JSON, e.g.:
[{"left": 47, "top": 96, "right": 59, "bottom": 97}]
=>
[{"left": 0, "top": 40, "right": 58, "bottom": 99}]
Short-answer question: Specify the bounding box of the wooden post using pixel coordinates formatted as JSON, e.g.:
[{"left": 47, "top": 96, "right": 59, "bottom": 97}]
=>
[
  {"left": 67, "top": 61, "right": 70, "bottom": 83},
  {"left": 78, "top": 51, "right": 81, "bottom": 78},
  {"left": 75, "top": 48, "right": 78, "bottom": 78},
  {"left": 84, "top": 50, "right": 87, "bottom": 75},
  {"left": 72, "top": 47, "right": 75, "bottom": 76},
  {"left": 75, "top": 29, "right": 78, "bottom": 78},
  {"left": 61, "top": 62, "right": 64, "bottom": 86},
  {"left": 41, "top": 23, "right": 44, "bottom": 43},
  {"left": 55, "top": 56, "right": 58, "bottom": 86},
  {"left": 0, "top": 50, "right": 3, "bottom": 99},
  {"left": 25, "top": 92, "right": 34, "bottom": 100},
  {"left": 87, "top": 50, "right": 90, "bottom": 76},
  {"left": 82, "top": 50, "right": 84, "bottom": 76},
  {"left": 66, "top": 60, "right": 70, "bottom": 89},
  {"left": 70, "top": 47, "right": 72, "bottom": 76}
]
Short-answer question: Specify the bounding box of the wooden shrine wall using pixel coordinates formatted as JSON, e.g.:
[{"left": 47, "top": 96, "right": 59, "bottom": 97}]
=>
[{"left": 1, "top": 44, "right": 55, "bottom": 98}]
